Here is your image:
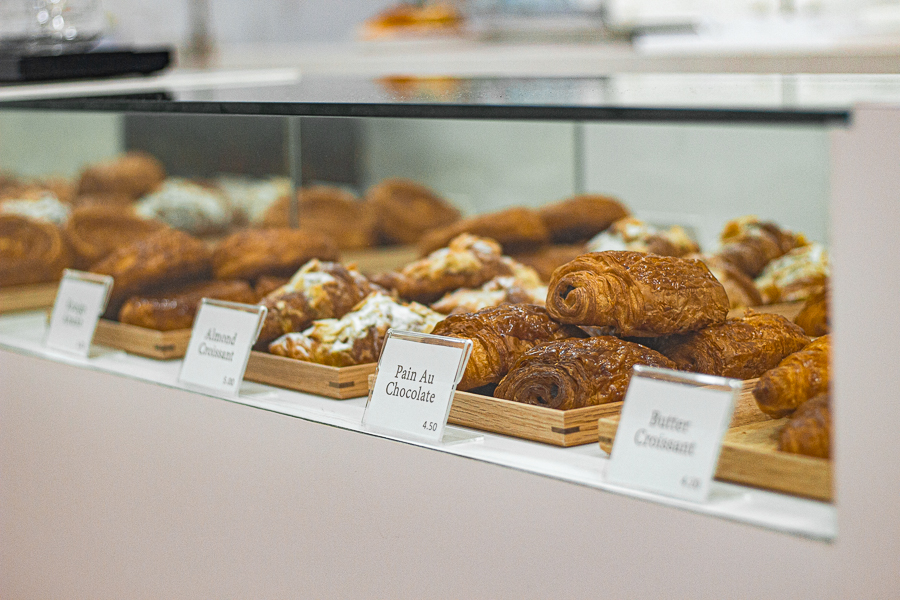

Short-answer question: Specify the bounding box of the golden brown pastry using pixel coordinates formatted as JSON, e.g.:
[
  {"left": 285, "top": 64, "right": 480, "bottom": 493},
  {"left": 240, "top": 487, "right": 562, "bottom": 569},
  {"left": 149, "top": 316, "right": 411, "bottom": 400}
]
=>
[
  {"left": 510, "top": 244, "right": 586, "bottom": 283},
  {"left": 269, "top": 293, "right": 443, "bottom": 366},
  {"left": 586, "top": 217, "right": 699, "bottom": 258},
  {"left": 546, "top": 251, "right": 729, "bottom": 337},
  {"left": 538, "top": 194, "right": 629, "bottom": 244},
  {"left": 257, "top": 259, "right": 379, "bottom": 347},
  {"left": 755, "top": 243, "right": 829, "bottom": 304},
  {"left": 118, "top": 280, "right": 256, "bottom": 331},
  {"left": 794, "top": 285, "right": 829, "bottom": 337},
  {"left": 373, "top": 234, "right": 515, "bottom": 304},
  {"left": 261, "top": 186, "right": 378, "bottom": 250},
  {"left": 716, "top": 216, "right": 806, "bottom": 279},
  {"left": 430, "top": 262, "right": 547, "bottom": 314},
  {"left": 360, "top": 2, "right": 463, "bottom": 40},
  {"left": 64, "top": 205, "right": 168, "bottom": 269},
  {"left": 778, "top": 393, "right": 831, "bottom": 459},
  {"left": 753, "top": 335, "right": 830, "bottom": 419},
  {"left": 0, "top": 214, "right": 71, "bottom": 286},
  {"left": 690, "top": 253, "right": 762, "bottom": 309},
  {"left": 77, "top": 151, "right": 165, "bottom": 201},
  {"left": 90, "top": 229, "right": 213, "bottom": 309},
  {"left": 366, "top": 178, "right": 460, "bottom": 245},
  {"left": 417, "top": 206, "right": 549, "bottom": 256},
  {"left": 495, "top": 336, "right": 677, "bottom": 410},
  {"left": 253, "top": 275, "right": 290, "bottom": 300},
  {"left": 212, "top": 228, "right": 339, "bottom": 282},
  {"left": 645, "top": 312, "right": 810, "bottom": 380},
  {"left": 430, "top": 303, "right": 585, "bottom": 391}
]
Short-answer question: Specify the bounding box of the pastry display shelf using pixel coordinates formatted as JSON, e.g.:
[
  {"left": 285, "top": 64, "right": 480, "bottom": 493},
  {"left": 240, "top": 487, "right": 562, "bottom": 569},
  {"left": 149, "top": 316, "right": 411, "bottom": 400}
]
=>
[{"left": 0, "top": 309, "right": 835, "bottom": 541}]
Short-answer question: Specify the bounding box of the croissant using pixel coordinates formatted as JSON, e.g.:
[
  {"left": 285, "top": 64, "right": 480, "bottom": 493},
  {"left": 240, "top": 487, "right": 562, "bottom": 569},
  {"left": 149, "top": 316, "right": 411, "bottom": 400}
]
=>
[
  {"left": 546, "top": 251, "right": 729, "bottom": 337},
  {"left": 430, "top": 303, "right": 585, "bottom": 391},
  {"left": 753, "top": 335, "right": 830, "bottom": 419},
  {"left": 90, "top": 229, "right": 213, "bottom": 310},
  {"left": 430, "top": 260, "right": 546, "bottom": 314},
  {"left": 645, "top": 312, "right": 810, "bottom": 380},
  {"left": 212, "top": 227, "right": 339, "bottom": 281},
  {"left": 537, "top": 194, "right": 629, "bottom": 244},
  {"left": 372, "top": 234, "right": 514, "bottom": 304},
  {"left": 794, "top": 285, "right": 829, "bottom": 337},
  {"left": 77, "top": 151, "right": 166, "bottom": 201},
  {"left": 365, "top": 178, "right": 460, "bottom": 245},
  {"left": 268, "top": 293, "right": 443, "bottom": 366},
  {"left": 0, "top": 214, "right": 71, "bottom": 287},
  {"left": 495, "top": 336, "right": 677, "bottom": 410},
  {"left": 716, "top": 216, "right": 806, "bottom": 278},
  {"left": 256, "top": 259, "right": 379, "bottom": 347},
  {"left": 690, "top": 253, "right": 762, "bottom": 309},
  {"left": 778, "top": 393, "right": 831, "bottom": 459},
  {"left": 64, "top": 205, "right": 168, "bottom": 268},
  {"left": 261, "top": 186, "right": 377, "bottom": 250},
  {"left": 417, "top": 207, "right": 550, "bottom": 256},
  {"left": 118, "top": 280, "right": 256, "bottom": 331},
  {"left": 510, "top": 244, "right": 586, "bottom": 283}
]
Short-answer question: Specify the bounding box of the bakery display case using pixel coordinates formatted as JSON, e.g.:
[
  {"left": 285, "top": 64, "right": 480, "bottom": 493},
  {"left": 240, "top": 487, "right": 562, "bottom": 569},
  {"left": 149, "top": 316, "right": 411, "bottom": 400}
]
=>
[{"left": 1, "top": 72, "right": 899, "bottom": 598}]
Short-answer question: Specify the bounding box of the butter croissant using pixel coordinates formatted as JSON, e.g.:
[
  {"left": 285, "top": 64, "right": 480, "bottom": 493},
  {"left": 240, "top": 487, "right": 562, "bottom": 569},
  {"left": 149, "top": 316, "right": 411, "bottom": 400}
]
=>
[
  {"left": 794, "top": 285, "right": 829, "bottom": 337},
  {"left": 546, "top": 251, "right": 729, "bottom": 337},
  {"left": 716, "top": 216, "right": 806, "bottom": 279},
  {"left": 430, "top": 303, "right": 585, "bottom": 391},
  {"left": 753, "top": 335, "right": 830, "bottom": 419},
  {"left": 645, "top": 312, "right": 810, "bottom": 380},
  {"left": 778, "top": 393, "right": 831, "bottom": 459},
  {"left": 256, "top": 259, "right": 379, "bottom": 347},
  {"left": 0, "top": 214, "right": 71, "bottom": 287},
  {"left": 495, "top": 336, "right": 677, "bottom": 410}
]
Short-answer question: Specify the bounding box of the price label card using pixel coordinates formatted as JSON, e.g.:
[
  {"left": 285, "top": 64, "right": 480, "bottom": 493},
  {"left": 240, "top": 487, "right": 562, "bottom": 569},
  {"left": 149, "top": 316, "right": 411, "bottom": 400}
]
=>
[
  {"left": 363, "top": 329, "right": 472, "bottom": 443},
  {"left": 45, "top": 269, "right": 113, "bottom": 356},
  {"left": 606, "top": 365, "right": 740, "bottom": 503},
  {"left": 178, "top": 299, "right": 267, "bottom": 396}
]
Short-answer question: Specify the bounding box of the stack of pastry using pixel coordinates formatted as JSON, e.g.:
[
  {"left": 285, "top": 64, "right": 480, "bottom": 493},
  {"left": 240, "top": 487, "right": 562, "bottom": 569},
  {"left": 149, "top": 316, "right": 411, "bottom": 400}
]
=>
[
  {"left": 753, "top": 335, "right": 831, "bottom": 458},
  {"left": 256, "top": 259, "right": 380, "bottom": 348},
  {"left": 77, "top": 151, "right": 165, "bottom": 205},
  {"left": 64, "top": 205, "right": 167, "bottom": 269},
  {"left": 261, "top": 185, "right": 378, "bottom": 250},
  {"left": 91, "top": 229, "right": 214, "bottom": 316},
  {"left": 135, "top": 178, "right": 236, "bottom": 236},
  {"left": 269, "top": 293, "right": 443, "bottom": 366},
  {"left": 212, "top": 228, "right": 339, "bottom": 282},
  {"left": 366, "top": 178, "right": 461, "bottom": 246},
  {"left": 586, "top": 217, "right": 699, "bottom": 258},
  {"left": 430, "top": 260, "right": 547, "bottom": 315},
  {"left": 714, "top": 215, "right": 806, "bottom": 279},
  {"left": 373, "top": 234, "right": 515, "bottom": 304},
  {"left": 754, "top": 243, "right": 829, "bottom": 304},
  {"left": 0, "top": 214, "right": 71, "bottom": 287}
]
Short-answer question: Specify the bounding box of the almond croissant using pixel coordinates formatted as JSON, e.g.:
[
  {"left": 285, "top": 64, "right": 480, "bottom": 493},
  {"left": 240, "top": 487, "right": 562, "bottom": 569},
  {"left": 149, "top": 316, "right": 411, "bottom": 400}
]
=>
[
  {"left": 644, "top": 312, "right": 810, "bottom": 380},
  {"left": 495, "top": 336, "right": 676, "bottom": 410},
  {"left": 430, "top": 303, "right": 585, "bottom": 391},
  {"left": 546, "top": 250, "right": 729, "bottom": 337},
  {"left": 753, "top": 335, "right": 830, "bottom": 419},
  {"left": 256, "top": 259, "right": 379, "bottom": 348}
]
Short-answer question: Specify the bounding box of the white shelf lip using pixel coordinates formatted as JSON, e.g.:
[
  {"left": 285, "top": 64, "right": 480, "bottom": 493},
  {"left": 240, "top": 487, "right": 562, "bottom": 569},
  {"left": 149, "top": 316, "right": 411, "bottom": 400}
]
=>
[
  {"left": 0, "top": 310, "right": 836, "bottom": 542},
  {"left": 0, "top": 68, "right": 301, "bottom": 102}
]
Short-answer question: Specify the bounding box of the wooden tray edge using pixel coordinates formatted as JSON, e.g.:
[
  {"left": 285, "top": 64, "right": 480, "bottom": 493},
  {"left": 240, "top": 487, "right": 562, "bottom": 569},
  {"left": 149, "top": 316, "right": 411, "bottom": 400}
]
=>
[
  {"left": 93, "top": 319, "right": 191, "bottom": 359},
  {"left": 0, "top": 281, "right": 59, "bottom": 313},
  {"left": 245, "top": 351, "right": 375, "bottom": 399}
]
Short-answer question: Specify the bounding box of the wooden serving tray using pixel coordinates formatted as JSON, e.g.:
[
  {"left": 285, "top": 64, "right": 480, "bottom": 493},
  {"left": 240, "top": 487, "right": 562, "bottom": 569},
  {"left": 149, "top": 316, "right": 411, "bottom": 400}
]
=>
[
  {"left": 92, "top": 319, "right": 192, "bottom": 359},
  {"left": 597, "top": 380, "right": 833, "bottom": 501},
  {"left": 366, "top": 373, "right": 622, "bottom": 447},
  {"left": 244, "top": 351, "right": 376, "bottom": 399},
  {"left": 448, "top": 390, "right": 623, "bottom": 447},
  {"left": 0, "top": 282, "right": 59, "bottom": 313}
]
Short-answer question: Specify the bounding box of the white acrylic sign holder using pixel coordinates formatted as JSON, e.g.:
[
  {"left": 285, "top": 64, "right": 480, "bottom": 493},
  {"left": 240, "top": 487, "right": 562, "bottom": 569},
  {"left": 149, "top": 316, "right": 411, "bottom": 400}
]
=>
[
  {"left": 45, "top": 269, "right": 113, "bottom": 356},
  {"left": 363, "top": 329, "right": 478, "bottom": 445}
]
